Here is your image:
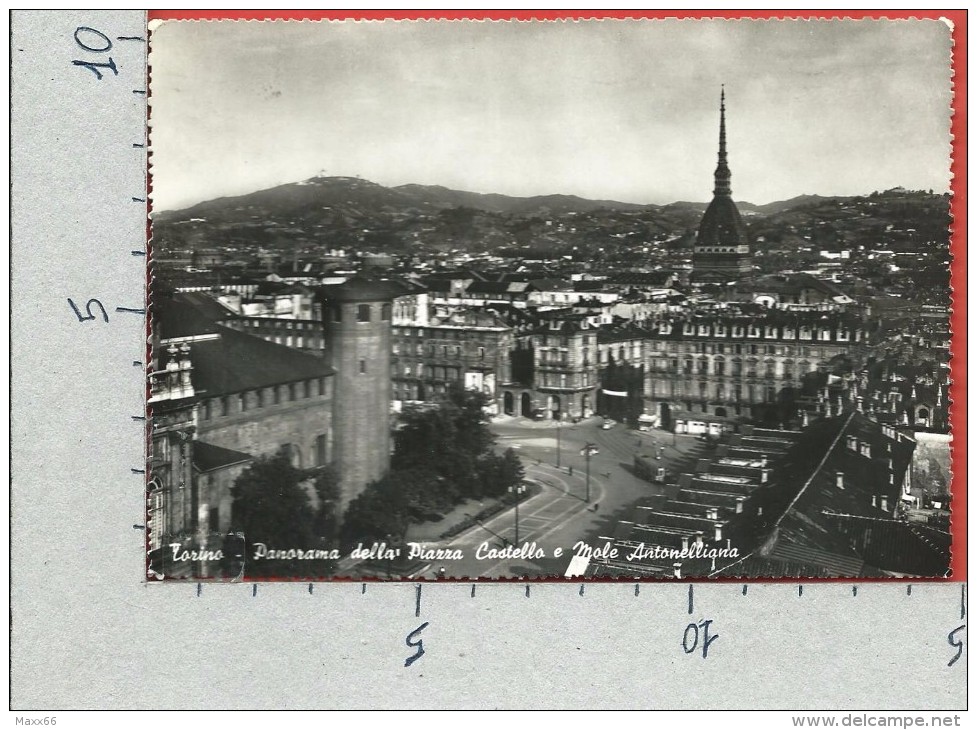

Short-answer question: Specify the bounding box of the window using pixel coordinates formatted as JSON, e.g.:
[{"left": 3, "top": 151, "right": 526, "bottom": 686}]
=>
[
  {"left": 332, "top": 306, "right": 342, "bottom": 322},
  {"left": 273, "top": 387, "right": 281, "bottom": 405},
  {"left": 304, "top": 380, "right": 312, "bottom": 398},
  {"left": 381, "top": 303, "right": 391, "bottom": 321},
  {"left": 256, "top": 389, "right": 264, "bottom": 408},
  {"left": 357, "top": 304, "right": 371, "bottom": 322},
  {"left": 392, "top": 343, "right": 400, "bottom": 354},
  {"left": 288, "top": 383, "right": 296, "bottom": 401},
  {"left": 479, "top": 347, "right": 486, "bottom": 361},
  {"left": 315, "top": 434, "right": 328, "bottom": 465},
  {"left": 360, "top": 360, "right": 367, "bottom": 374},
  {"left": 238, "top": 393, "right": 247, "bottom": 412},
  {"left": 203, "top": 400, "right": 212, "bottom": 420},
  {"left": 319, "top": 377, "right": 327, "bottom": 396}
]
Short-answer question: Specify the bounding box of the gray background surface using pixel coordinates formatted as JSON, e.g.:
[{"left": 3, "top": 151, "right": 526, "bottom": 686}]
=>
[{"left": 9, "top": 10, "right": 967, "bottom": 710}]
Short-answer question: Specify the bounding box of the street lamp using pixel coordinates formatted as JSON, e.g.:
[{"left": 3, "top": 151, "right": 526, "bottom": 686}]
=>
[
  {"left": 508, "top": 483, "right": 527, "bottom": 546},
  {"left": 579, "top": 443, "right": 599, "bottom": 502},
  {"left": 556, "top": 417, "right": 562, "bottom": 468}
]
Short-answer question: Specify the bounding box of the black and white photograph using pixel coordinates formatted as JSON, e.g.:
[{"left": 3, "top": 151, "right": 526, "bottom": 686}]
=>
[{"left": 147, "top": 17, "right": 955, "bottom": 581}]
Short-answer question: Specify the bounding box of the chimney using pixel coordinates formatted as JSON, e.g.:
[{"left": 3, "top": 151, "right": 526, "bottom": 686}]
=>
[
  {"left": 757, "top": 506, "right": 764, "bottom": 517},
  {"left": 856, "top": 396, "right": 864, "bottom": 412},
  {"left": 880, "top": 496, "right": 889, "bottom": 512},
  {"left": 871, "top": 495, "right": 878, "bottom": 508},
  {"left": 706, "top": 507, "right": 719, "bottom": 520},
  {"left": 714, "top": 523, "right": 723, "bottom": 542},
  {"left": 802, "top": 411, "right": 810, "bottom": 427},
  {"left": 760, "top": 455, "right": 768, "bottom": 468},
  {"left": 681, "top": 535, "right": 690, "bottom": 552},
  {"left": 761, "top": 468, "right": 770, "bottom": 484},
  {"left": 735, "top": 497, "right": 745, "bottom": 514},
  {"left": 673, "top": 562, "right": 682, "bottom": 579},
  {"left": 695, "top": 532, "right": 704, "bottom": 548},
  {"left": 835, "top": 471, "right": 844, "bottom": 489}
]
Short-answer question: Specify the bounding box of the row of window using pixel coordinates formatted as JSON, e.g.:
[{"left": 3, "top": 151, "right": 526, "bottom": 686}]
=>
[
  {"left": 694, "top": 246, "right": 749, "bottom": 254},
  {"left": 395, "top": 365, "right": 462, "bottom": 381},
  {"left": 537, "top": 334, "right": 596, "bottom": 347},
  {"left": 240, "top": 319, "right": 319, "bottom": 331},
  {"left": 612, "top": 342, "right": 834, "bottom": 358},
  {"left": 200, "top": 377, "right": 329, "bottom": 420},
  {"left": 539, "top": 373, "right": 593, "bottom": 389},
  {"left": 646, "top": 358, "right": 815, "bottom": 378},
  {"left": 392, "top": 343, "right": 488, "bottom": 359},
  {"left": 394, "top": 382, "right": 452, "bottom": 401},
  {"left": 663, "top": 384, "right": 780, "bottom": 404},
  {"left": 645, "top": 324, "right": 855, "bottom": 340}
]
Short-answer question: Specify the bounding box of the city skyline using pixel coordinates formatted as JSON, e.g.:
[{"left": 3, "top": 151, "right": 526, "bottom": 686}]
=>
[{"left": 149, "top": 19, "right": 952, "bottom": 212}]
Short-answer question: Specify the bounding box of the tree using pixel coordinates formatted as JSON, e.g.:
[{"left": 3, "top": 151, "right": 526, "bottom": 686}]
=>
[
  {"left": 230, "top": 449, "right": 323, "bottom": 577},
  {"left": 340, "top": 475, "right": 410, "bottom": 550},
  {"left": 312, "top": 465, "right": 342, "bottom": 547}
]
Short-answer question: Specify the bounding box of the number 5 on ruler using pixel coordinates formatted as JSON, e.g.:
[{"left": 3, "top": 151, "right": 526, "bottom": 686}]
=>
[{"left": 405, "top": 622, "right": 429, "bottom": 667}]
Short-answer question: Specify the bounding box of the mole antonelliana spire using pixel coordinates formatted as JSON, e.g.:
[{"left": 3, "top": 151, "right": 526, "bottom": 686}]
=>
[
  {"left": 714, "top": 85, "right": 732, "bottom": 198},
  {"left": 691, "top": 86, "right": 753, "bottom": 283}
]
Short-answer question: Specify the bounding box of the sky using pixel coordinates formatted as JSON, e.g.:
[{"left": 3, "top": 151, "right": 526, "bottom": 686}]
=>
[{"left": 149, "top": 18, "right": 953, "bottom": 212}]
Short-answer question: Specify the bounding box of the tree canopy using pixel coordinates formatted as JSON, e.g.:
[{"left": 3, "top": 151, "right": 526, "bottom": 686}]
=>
[
  {"left": 340, "top": 386, "right": 525, "bottom": 549},
  {"left": 230, "top": 449, "right": 336, "bottom": 577}
]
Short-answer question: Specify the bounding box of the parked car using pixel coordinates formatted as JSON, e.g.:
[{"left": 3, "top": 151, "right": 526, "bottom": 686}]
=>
[{"left": 601, "top": 419, "right": 615, "bottom": 430}]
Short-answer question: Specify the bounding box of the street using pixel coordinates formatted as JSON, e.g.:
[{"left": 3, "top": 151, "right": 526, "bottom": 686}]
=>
[{"left": 414, "top": 416, "right": 710, "bottom": 579}]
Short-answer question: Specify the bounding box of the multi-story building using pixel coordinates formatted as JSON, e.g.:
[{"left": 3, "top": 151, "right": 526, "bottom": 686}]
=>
[
  {"left": 598, "top": 310, "right": 867, "bottom": 430},
  {"left": 391, "top": 307, "right": 515, "bottom": 415},
  {"left": 501, "top": 314, "right": 600, "bottom": 421}
]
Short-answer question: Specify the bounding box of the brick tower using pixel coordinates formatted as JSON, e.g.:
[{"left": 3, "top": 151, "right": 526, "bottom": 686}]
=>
[{"left": 322, "top": 276, "right": 399, "bottom": 512}]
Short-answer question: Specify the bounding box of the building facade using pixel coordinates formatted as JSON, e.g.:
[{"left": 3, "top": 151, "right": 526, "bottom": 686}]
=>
[
  {"left": 391, "top": 307, "right": 514, "bottom": 414},
  {"left": 598, "top": 311, "right": 866, "bottom": 428},
  {"left": 501, "top": 316, "right": 600, "bottom": 421}
]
